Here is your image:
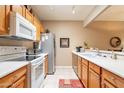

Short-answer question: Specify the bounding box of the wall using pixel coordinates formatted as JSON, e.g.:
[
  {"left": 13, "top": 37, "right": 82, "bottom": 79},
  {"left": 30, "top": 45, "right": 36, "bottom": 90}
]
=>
[
  {"left": 43, "top": 21, "right": 111, "bottom": 66},
  {"left": 88, "top": 21, "right": 124, "bottom": 49}
]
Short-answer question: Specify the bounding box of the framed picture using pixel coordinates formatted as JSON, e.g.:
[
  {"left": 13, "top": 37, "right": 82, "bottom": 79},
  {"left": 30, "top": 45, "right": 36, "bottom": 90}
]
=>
[{"left": 60, "top": 38, "right": 69, "bottom": 48}]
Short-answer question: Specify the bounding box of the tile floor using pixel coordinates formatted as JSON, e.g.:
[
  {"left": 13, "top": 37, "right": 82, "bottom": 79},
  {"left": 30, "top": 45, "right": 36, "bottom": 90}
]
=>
[{"left": 40, "top": 68, "right": 78, "bottom": 88}]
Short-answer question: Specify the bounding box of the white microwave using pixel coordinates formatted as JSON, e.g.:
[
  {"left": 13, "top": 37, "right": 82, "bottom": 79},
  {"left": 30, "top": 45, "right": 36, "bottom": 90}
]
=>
[{"left": 7, "top": 12, "right": 36, "bottom": 40}]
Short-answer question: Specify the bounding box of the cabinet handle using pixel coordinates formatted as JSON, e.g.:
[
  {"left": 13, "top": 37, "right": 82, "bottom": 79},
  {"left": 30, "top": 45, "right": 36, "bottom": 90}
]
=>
[
  {"left": 13, "top": 76, "right": 18, "bottom": 79},
  {"left": 110, "top": 77, "right": 115, "bottom": 80}
]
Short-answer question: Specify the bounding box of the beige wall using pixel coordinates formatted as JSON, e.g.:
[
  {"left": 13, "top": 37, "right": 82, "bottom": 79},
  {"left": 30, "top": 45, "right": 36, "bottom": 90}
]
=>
[
  {"left": 89, "top": 21, "right": 124, "bottom": 49},
  {"left": 43, "top": 21, "right": 111, "bottom": 66}
]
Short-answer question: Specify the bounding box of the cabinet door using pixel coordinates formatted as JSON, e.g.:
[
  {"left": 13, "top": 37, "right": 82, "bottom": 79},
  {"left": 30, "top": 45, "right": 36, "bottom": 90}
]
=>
[
  {"left": 11, "top": 5, "right": 23, "bottom": 16},
  {"left": 72, "top": 53, "right": 78, "bottom": 75},
  {"left": 77, "top": 57, "right": 82, "bottom": 79},
  {"left": 0, "top": 5, "right": 10, "bottom": 35},
  {"left": 89, "top": 69, "right": 101, "bottom": 88},
  {"left": 26, "top": 9, "right": 33, "bottom": 23},
  {"left": 0, "top": 6, "right": 6, "bottom": 34},
  {"left": 40, "top": 22, "right": 44, "bottom": 32},
  {"left": 33, "top": 17, "right": 41, "bottom": 41},
  {"left": 10, "top": 76, "right": 26, "bottom": 88},
  {"left": 102, "top": 79, "right": 116, "bottom": 88},
  {"left": 81, "top": 64, "right": 88, "bottom": 88},
  {"left": 45, "top": 55, "right": 48, "bottom": 76}
]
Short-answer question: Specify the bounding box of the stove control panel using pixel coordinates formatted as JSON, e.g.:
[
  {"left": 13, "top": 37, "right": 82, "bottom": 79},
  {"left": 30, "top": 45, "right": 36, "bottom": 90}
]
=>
[{"left": 0, "top": 46, "right": 26, "bottom": 55}]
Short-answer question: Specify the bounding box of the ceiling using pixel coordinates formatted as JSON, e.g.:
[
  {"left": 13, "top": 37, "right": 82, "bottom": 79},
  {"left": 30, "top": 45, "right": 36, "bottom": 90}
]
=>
[
  {"left": 31, "top": 5, "right": 95, "bottom": 21},
  {"left": 95, "top": 5, "right": 124, "bottom": 21}
]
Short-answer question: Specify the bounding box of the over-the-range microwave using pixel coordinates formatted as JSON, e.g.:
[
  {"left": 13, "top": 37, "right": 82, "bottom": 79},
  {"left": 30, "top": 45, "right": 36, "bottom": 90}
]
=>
[{"left": 0, "top": 12, "right": 36, "bottom": 40}]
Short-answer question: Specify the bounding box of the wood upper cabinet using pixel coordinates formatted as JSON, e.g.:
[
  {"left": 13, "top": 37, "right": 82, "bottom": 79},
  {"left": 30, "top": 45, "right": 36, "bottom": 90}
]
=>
[
  {"left": 40, "top": 22, "right": 45, "bottom": 32},
  {"left": 0, "top": 5, "right": 10, "bottom": 35},
  {"left": 102, "top": 69, "right": 124, "bottom": 88},
  {"left": 81, "top": 59, "right": 88, "bottom": 88},
  {"left": 0, "top": 66, "right": 27, "bottom": 88},
  {"left": 25, "top": 9, "right": 33, "bottom": 23},
  {"left": 33, "top": 16, "right": 41, "bottom": 41},
  {"left": 77, "top": 57, "right": 82, "bottom": 79},
  {"left": 11, "top": 5, "right": 23, "bottom": 16}
]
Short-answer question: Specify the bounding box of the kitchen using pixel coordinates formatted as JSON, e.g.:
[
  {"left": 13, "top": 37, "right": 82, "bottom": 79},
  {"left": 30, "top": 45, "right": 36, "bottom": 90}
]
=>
[{"left": 0, "top": 5, "right": 124, "bottom": 88}]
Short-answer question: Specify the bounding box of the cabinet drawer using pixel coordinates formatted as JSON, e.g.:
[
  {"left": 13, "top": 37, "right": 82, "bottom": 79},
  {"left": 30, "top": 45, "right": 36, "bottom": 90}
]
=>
[
  {"left": 0, "top": 66, "right": 27, "bottom": 88},
  {"left": 10, "top": 76, "right": 26, "bottom": 88},
  {"left": 102, "top": 69, "right": 124, "bottom": 88},
  {"left": 89, "top": 62, "right": 100, "bottom": 74},
  {"left": 82, "top": 58, "right": 88, "bottom": 66}
]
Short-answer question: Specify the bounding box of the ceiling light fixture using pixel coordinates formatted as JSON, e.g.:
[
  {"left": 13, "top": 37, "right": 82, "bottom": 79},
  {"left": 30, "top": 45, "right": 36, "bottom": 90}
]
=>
[{"left": 72, "top": 5, "right": 76, "bottom": 14}]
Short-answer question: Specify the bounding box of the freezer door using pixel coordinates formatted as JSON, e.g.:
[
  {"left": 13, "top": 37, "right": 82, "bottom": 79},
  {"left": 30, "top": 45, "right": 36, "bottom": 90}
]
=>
[{"left": 41, "top": 33, "right": 55, "bottom": 74}]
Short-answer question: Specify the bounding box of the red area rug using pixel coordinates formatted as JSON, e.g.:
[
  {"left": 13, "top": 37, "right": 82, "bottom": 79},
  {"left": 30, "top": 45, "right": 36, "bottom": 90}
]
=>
[{"left": 59, "top": 79, "right": 84, "bottom": 88}]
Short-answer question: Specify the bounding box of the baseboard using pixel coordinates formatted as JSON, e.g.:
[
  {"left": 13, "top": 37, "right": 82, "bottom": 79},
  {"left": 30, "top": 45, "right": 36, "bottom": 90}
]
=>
[{"left": 56, "top": 66, "right": 72, "bottom": 69}]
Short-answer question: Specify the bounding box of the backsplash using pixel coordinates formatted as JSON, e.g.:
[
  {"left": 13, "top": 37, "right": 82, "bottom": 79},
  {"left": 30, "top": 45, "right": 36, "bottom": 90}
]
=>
[{"left": 0, "top": 38, "right": 33, "bottom": 49}]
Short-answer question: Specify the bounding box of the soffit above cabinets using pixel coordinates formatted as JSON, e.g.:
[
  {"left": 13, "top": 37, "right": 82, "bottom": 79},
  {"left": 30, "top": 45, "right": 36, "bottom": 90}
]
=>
[
  {"left": 31, "top": 5, "right": 95, "bottom": 21},
  {"left": 95, "top": 5, "right": 124, "bottom": 21}
]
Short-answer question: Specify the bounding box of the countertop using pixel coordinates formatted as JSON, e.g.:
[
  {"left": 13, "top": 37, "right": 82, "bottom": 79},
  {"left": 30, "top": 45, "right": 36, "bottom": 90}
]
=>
[
  {"left": 72, "top": 51, "right": 124, "bottom": 78},
  {"left": 0, "top": 62, "right": 29, "bottom": 78},
  {"left": 0, "top": 52, "right": 48, "bottom": 78}
]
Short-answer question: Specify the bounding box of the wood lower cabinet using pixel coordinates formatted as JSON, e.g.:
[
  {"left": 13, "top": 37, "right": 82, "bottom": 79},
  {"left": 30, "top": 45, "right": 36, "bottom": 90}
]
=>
[
  {"left": 73, "top": 53, "right": 124, "bottom": 88},
  {"left": 102, "top": 80, "right": 116, "bottom": 88},
  {"left": 81, "top": 64, "right": 88, "bottom": 87},
  {"left": 102, "top": 69, "right": 124, "bottom": 88},
  {"left": 89, "top": 62, "right": 101, "bottom": 88},
  {"left": 81, "top": 59, "right": 88, "bottom": 88},
  {"left": 0, "top": 5, "right": 10, "bottom": 35},
  {"left": 89, "top": 69, "right": 100, "bottom": 88},
  {"left": 0, "top": 66, "right": 27, "bottom": 88},
  {"left": 10, "top": 76, "right": 26, "bottom": 88},
  {"left": 44, "top": 55, "right": 48, "bottom": 76},
  {"left": 77, "top": 57, "right": 82, "bottom": 79}
]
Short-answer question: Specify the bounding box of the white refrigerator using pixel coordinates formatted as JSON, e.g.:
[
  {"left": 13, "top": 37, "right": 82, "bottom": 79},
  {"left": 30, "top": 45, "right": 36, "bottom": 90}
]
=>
[{"left": 41, "top": 32, "right": 56, "bottom": 74}]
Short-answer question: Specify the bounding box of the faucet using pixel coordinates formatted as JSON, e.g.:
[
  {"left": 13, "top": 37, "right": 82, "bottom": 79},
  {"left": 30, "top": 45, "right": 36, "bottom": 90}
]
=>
[
  {"left": 96, "top": 48, "right": 101, "bottom": 56},
  {"left": 111, "top": 51, "right": 117, "bottom": 59}
]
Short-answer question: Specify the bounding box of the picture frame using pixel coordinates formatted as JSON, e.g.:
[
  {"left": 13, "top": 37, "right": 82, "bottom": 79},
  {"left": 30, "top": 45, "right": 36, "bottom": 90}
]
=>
[{"left": 60, "top": 38, "right": 69, "bottom": 48}]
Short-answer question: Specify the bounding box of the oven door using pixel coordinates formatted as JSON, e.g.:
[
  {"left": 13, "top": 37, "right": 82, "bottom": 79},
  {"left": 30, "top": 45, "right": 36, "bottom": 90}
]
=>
[{"left": 31, "top": 58, "right": 45, "bottom": 88}]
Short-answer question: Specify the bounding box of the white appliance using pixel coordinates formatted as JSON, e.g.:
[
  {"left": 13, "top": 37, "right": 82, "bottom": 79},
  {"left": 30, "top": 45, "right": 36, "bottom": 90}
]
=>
[
  {"left": 31, "top": 57, "right": 45, "bottom": 88},
  {"left": 0, "top": 46, "right": 45, "bottom": 88},
  {"left": 0, "top": 12, "right": 36, "bottom": 40}
]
